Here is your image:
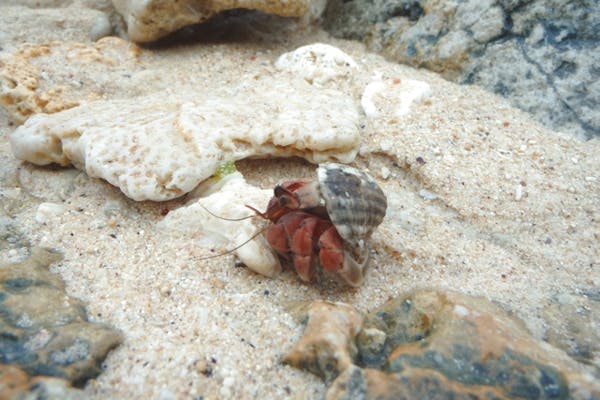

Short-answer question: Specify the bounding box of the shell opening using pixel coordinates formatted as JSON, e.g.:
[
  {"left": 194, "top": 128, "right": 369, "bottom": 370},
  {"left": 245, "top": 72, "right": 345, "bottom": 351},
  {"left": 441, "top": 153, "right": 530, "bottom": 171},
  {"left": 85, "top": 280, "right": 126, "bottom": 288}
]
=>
[{"left": 337, "top": 247, "right": 370, "bottom": 287}]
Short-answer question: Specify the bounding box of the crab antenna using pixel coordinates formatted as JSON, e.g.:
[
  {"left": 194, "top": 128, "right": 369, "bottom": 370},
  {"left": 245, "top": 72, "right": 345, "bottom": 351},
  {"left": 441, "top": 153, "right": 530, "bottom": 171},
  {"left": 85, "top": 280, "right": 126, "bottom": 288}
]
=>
[
  {"left": 245, "top": 204, "right": 267, "bottom": 218},
  {"left": 200, "top": 204, "right": 256, "bottom": 221},
  {"left": 196, "top": 227, "right": 267, "bottom": 261}
]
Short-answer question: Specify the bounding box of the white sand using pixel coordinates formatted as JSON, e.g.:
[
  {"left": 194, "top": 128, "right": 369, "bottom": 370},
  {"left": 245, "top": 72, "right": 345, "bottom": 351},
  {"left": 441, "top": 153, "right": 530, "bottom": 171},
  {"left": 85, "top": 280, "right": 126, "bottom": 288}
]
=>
[{"left": 1, "top": 2, "right": 598, "bottom": 399}]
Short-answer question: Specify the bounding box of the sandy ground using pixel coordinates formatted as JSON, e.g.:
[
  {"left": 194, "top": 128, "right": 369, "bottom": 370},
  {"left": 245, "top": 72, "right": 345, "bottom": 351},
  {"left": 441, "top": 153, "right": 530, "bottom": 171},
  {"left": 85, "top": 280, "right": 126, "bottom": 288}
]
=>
[{"left": 1, "top": 2, "right": 598, "bottom": 399}]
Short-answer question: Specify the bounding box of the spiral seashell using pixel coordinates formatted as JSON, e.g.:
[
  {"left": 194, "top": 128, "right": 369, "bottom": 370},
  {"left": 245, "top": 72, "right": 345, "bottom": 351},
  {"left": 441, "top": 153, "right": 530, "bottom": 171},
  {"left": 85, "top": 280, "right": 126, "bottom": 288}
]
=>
[{"left": 317, "top": 163, "right": 387, "bottom": 248}]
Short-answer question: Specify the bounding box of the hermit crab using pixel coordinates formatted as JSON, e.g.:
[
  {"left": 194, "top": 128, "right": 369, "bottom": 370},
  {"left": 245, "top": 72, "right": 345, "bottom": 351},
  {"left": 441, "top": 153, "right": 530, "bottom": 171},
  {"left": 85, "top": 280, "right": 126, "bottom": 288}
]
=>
[{"left": 247, "top": 163, "right": 387, "bottom": 287}]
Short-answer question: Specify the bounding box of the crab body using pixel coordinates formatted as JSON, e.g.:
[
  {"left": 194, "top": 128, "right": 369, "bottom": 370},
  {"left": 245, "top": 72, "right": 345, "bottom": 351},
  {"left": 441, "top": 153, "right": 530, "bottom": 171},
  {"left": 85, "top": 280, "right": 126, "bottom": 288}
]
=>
[
  {"left": 264, "top": 211, "right": 344, "bottom": 282},
  {"left": 251, "top": 163, "right": 387, "bottom": 286}
]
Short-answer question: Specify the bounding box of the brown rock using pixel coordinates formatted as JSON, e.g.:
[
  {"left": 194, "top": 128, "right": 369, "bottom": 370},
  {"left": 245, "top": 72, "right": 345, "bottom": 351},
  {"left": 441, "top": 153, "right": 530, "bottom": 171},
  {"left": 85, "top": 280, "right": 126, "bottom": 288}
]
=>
[
  {"left": 0, "top": 364, "right": 30, "bottom": 400},
  {"left": 282, "top": 301, "right": 363, "bottom": 382},
  {"left": 327, "top": 365, "right": 509, "bottom": 400},
  {"left": 284, "top": 290, "right": 600, "bottom": 399},
  {"left": 112, "top": 0, "right": 311, "bottom": 42},
  {"left": 0, "top": 364, "right": 83, "bottom": 400}
]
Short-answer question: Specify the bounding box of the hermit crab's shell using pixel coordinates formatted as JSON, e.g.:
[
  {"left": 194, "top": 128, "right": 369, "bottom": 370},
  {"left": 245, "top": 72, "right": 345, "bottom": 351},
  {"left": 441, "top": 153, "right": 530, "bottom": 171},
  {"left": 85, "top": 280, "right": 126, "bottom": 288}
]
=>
[{"left": 317, "top": 163, "right": 387, "bottom": 246}]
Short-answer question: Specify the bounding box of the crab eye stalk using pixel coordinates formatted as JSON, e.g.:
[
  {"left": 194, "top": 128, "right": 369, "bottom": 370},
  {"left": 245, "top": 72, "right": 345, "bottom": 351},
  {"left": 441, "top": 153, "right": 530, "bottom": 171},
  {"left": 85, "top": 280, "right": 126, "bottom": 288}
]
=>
[
  {"left": 274, "top": 184, "right": 285, "bottom": 197},
  {"left": 278, "top": 195, "right": 290, "bottom": 206}
]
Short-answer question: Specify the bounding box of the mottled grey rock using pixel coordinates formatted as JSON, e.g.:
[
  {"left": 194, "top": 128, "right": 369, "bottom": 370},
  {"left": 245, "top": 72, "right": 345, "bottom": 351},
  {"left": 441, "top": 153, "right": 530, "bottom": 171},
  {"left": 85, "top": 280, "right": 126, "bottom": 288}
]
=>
[
  {"left": 285, "top": 290, "right": 600, "bottom": 399},
  {"left": 324, "top": 0, "right": 600, "bottom": 139},
  {"left": 543, "top": 291, "right": 600, "bottom": 375},
  {"left": 0, "top": 218, "right": 30, "bottom": 251},
  {"left": 0, "top": 248, "right": 123, "bottom": 386}
]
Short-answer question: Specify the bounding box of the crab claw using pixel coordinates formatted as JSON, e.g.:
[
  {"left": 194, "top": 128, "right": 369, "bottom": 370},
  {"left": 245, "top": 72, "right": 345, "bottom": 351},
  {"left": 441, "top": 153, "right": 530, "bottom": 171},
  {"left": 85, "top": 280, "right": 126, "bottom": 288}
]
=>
[{"left": 337, "top": 248, "right": 370, "bottom": 287}]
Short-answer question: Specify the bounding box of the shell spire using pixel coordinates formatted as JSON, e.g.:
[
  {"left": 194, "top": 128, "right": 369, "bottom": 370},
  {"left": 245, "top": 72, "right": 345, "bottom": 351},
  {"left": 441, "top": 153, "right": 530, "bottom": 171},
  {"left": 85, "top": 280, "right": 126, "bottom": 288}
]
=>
[{"left": 317, "top": 163, "right": 387, "bottom": 248}]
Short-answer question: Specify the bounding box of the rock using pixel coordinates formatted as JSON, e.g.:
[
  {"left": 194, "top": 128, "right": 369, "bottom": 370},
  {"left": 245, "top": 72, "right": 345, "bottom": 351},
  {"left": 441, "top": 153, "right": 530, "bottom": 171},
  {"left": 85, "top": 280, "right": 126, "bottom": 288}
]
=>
[
  {"left": 0, "top": 218, "right": 31, "bottom": 266},
  {"left": 9, "top": 75, "right": 360, "bottom": 201},
  {"left": 89, "top": 13, "right": 113, "bottom": 41},
  {"left": 328, "top": 364, "right": 513, "bottom": 399},
  {"left": 299, "top": 0, "right": 328, "bottom": 25},
  {"left": 35, "top": 202, "right": 67, "bottom": 224},
  {"left": 282, "top": 301, "right": 363, "bottom": 383},
  {"left": 0, "top": 248, "right": 123, "bottom": 385},
  {"left": 112, "top": 0, "right": 312, "bottom": 42},
  {"left": 360, "top": 74, "right": 431, "bottom": 118},
  {"left": 275, "top": 43, "right": 358, "bottom": 86},
  {"left": 157, "top": 171, "right": 282, "bottom": 278},
  {"left": 0, "top": 217, "right": 30, "bottom": 251},
  {"left": 0, "top": 364, "right": 84, "bottom": 400},
  {"left": 284, "top": 290, "right": 600, "bottom": 399},
  {"left": 543, "top": 291, "right": 600, "bottom": 374},
  {"left": 0, "top": 38, "right": 141, "bottom": 124},
  {"left": 417, "top": 188, "right": 438, "bottom": 200},
  {"left": 0, "top": 364, "right": 31, "bottom": 400},
  {"left": 323, "top": 0, "right": 600, "bottom": 138}
]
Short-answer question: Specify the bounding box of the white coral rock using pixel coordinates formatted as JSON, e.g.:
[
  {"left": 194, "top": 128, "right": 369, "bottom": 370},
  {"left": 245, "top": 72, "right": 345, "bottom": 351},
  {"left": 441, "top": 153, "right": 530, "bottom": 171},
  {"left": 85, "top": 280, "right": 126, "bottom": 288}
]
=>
[
  {"left": 157, "top": 172, "right": 281, "bottom": 278},
  {"left": 10, "top": 77, "right": 361, "bottom": 201},
  {"left": 361, "top": 75, "right": 432, "bottom": 118},
  {"left": 275, "top": 43, "right": 358, "bottom": 86}
]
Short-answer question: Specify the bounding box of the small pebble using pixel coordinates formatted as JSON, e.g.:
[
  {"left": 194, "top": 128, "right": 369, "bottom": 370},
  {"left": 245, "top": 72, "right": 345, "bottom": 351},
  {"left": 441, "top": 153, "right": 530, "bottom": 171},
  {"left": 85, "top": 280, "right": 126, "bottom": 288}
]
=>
[
  {"left": 157, "top": 387, "right": 177, "bottom": 400},
  {"left": 103, "top": 200, "right": 124, "bottom": 217},
  {"left": 515, "top": 185, "right": 523, "bottom": 201},
  {"left": 453, "top": 305, "right": 470, "bottom": 317},
  {"left": 90, "top": 13, "right": 112, "bottom": 41},
  {"left": 380, "top": 167, "right": 391, "bottom": 179},
  {"left": 195, "top": 359, "right": 213, "bottom": 377},
  {"left": 379, "top": 140, "right": 393, "bottom": 153},
  {"left": 418, "top": 189, "right": 438, "bottom": 200},
  {"left": 3, "top": 187, "right": 21, "bottom": 199},
  {"left": 35, "top": 202, "right": 67, "bottom": 224},
  {"left": 358, "top": 145, "right": 369, "bottom": 157},
  {"left": 220, "top": 377, "right": 235, "bottom": 398},
  {"left": 160, "top": 286, "right": 172, "bottom": 297}
]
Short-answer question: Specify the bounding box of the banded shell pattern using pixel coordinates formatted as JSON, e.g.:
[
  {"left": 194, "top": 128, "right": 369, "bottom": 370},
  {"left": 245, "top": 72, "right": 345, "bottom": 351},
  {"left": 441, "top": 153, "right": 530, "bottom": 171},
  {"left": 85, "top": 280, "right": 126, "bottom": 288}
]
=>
[{"left": 317, "top": 163, "right": 387, "bottom": 248}]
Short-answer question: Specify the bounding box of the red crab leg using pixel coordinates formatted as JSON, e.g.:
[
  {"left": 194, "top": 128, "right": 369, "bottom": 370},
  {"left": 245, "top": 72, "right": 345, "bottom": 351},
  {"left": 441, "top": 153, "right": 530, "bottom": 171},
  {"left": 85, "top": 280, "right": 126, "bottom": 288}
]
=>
[
  {"left": 264, "top": 212, "right": 306, "bottom": 256},
  {"left": 317, "top": 226, "right": 344, "bottom": 273},
  {"left": 290, "top": 216, "right": 322, "bottom": 282},
  {"left": 264, "top": 223, "right": 288, "bottom": 256}
]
